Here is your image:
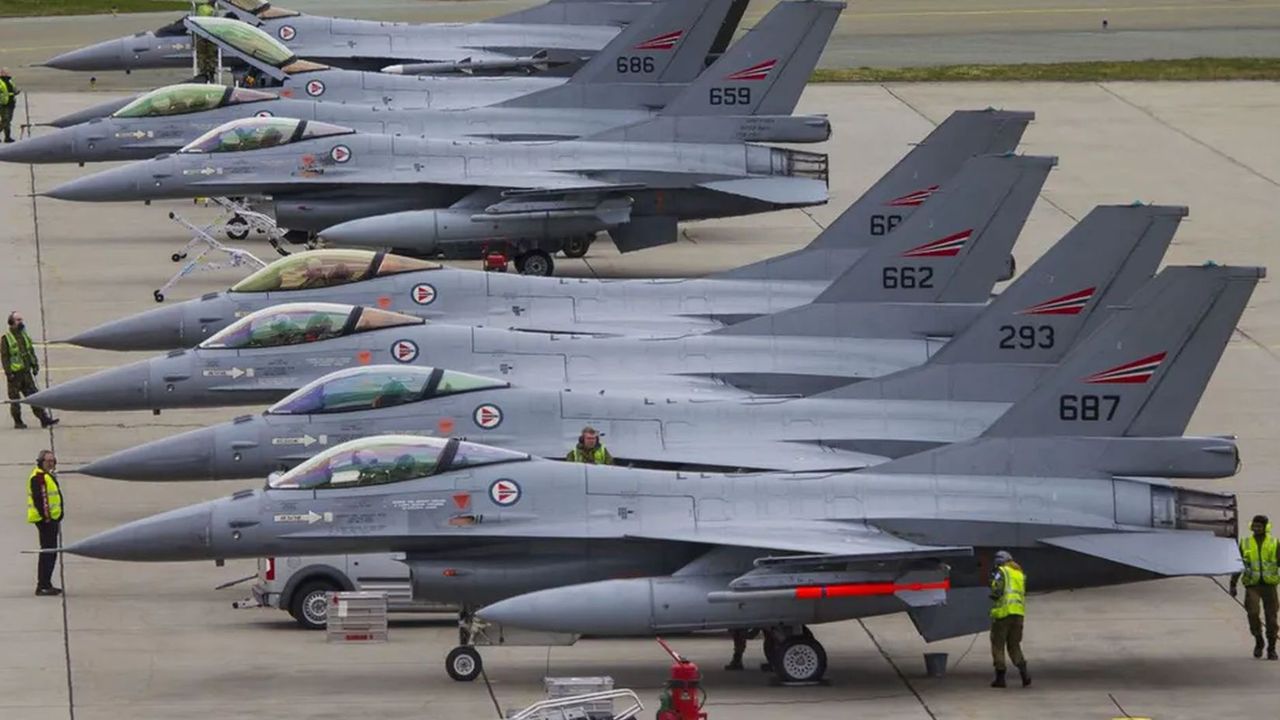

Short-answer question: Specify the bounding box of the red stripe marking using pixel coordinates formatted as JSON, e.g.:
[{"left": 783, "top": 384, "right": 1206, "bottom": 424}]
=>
[{"left": 794, "top": 579, "right": 950, "bottom": 599}]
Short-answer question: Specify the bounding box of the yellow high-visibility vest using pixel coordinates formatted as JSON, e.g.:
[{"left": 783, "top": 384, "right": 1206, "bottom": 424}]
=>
[
  {"left": 990, "top": 564, "right": 1026, "bottom": 619},
  {"left": 1240, "top": 526, "right": 1279, "bottom": 586},
  {"left": 26, "top": 468, "right": 62, "bottom": 523}
]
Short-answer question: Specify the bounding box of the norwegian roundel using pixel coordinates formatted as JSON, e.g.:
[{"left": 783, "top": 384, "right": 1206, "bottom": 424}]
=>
[
  {"left": 473, "top": 403, "right": 502, "bottom": 429},
  {"left": 330, "top": 145, "right": 352, "bottom": 163},
  {"left": 255, "top": 110, "right": 273, "bottom": 118},
  {"left": 391, "top": 339, "right": 419, "bottom": 363},
  {"left": 488, "top": 478, "right": 521, "bottom": 507},
  {"left": 411, "top": 283, "right": 436, "bottom": 306},
  {"left": 278, "top": 25, "right": 296, "bottom": 41},
  {"left": 305, "top": 79, "right": 326, "bottom": 97}
]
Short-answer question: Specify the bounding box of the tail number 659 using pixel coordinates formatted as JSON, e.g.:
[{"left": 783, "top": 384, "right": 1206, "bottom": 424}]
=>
[{"left": 709, "top": 87, "right": 752, "bottom": 105}]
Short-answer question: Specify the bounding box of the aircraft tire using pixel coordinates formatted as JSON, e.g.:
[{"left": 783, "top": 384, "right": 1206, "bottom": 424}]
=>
[
  {"left": 562, "top": 235, "right": 591, "bottom": 259},
  {"left": 446, "top": 646, "right": 483, "bottom": 682},
  {"left": 516, "top": 250, "right": 555, "bottom": 277},
  {"left": 774, "top": 635, "right": 827, "bottom": 683}
]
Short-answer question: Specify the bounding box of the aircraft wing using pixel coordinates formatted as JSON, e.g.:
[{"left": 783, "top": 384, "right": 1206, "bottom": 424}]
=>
[
  {"left": 624, "top": 441, "right": 888, "bottom": 473},
  {"left": 627, "top": 518, "right": 968, "bottom": 558}
]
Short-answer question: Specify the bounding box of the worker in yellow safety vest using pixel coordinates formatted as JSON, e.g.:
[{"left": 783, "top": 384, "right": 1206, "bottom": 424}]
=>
[
  {"left": 1231, "top": 514, "right": 1279, "bottom": 660},
  {"left": 566, "top": 426, "right": 613, "bottom": 465},
  {"left": 0, "top": 67, "right": 19, "bottom": 143},
  {"left": 27, "top": 449, "right": 63, "bottom": 596},
  {"left": 4, "top": 310, "right": 58, "bottom": 429},
  {"left": 989, "top": 549, "right": 1030, "bottom": 688},
  {"left": 193, "top": 1, "right": 219, "bottom": 82}
]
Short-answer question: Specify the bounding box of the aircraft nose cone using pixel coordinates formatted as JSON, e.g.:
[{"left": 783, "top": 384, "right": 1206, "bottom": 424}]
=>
[
  {"left": 43, "top": 162, "right": 148, "bottom": 202},
  {"left": 47, "top": 95, "right": 137, "bottom": 129},
  {"left": 80, "top": 425, "right": 217, "bottom": 481},
  {"left": 43, "top": 37, "right": 125, "bottom": 72},
  {"left": 25, "top": 359, "right": 152, "bottom": 411},
  {"left": 70, "top": 302, "right": 191, "bottom": 351},
  {"left": 62, "top": 501, "right": 215, "bottom": 561},
  {"left": 0, "top": 129, "right": 77, "bottom": 164}
]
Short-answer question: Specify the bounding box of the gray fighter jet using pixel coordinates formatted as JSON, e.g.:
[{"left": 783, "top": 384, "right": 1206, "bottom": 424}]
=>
[
  {"left": 74, "top": 200, "right": 1189, "bottom": 482},
  {"left": 38, "top": 0, "right": 745, "bottom": 128},
  {"left": 1, "top": 0, "right": 834, "bottom": 165},
  {"left": 28, "top": 153, "right": 1054, "bottom": 411},
  {"left": 42, "top": 114, "right": 829, "bottom": 266},
  {"left": 42, "top": 0, "right": 696, "bottom": 75},
  {"left": 58, "top": 264, "right": 1257, "bottom": 684},
  {"left": 62, "top": 108, "right": 1033, "bottom": 352}
]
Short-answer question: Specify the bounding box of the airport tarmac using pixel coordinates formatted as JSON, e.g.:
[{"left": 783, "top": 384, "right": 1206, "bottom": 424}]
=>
[
  {"left": 3, "top": 81, "right": 1280, "bottom": 719},
  {"left": 4, "top": 0, "right": 1280, "bottom": 92}
]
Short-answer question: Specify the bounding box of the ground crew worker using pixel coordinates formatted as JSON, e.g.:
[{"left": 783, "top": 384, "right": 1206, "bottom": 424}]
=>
[
  {"left": 725, "top": 628, "right": 762, "bottom": 670},
  {"left": 193, "top": 1, "right": 219, "bottom": 82},
  {"left": 566, "top": 426, "right": 613, "bottom": 464},
  {"left": 4, "top": 311, "right": 58, "bottom": 429},
  {"left": 29, "top": 449, "right": 63, "bottom": 596},
  {"left": 0, "top": 67, "right": 19, "bottom": 143},
  {"left": 1230, "top": 514, "right": 1279, "bottom": 660},
  {"left": 989, "top": 549, "right": 1030, "bottom": 687}
]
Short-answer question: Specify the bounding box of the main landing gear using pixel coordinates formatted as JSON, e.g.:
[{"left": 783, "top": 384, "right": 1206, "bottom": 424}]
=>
[
  {"left": 514, "top": 249, "right": 554, "bottom": 277},
  {"left": 760, "top": 626, "right": 828, "bottom": 684}
]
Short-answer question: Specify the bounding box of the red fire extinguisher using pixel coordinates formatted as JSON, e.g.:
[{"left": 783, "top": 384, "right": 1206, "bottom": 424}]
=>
[{"left": 655, "top": 637, "right": 708, "bottom": 720}]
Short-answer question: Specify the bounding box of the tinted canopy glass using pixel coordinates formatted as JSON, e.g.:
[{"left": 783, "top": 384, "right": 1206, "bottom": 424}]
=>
[
  {"left": 192, "top": 16, "right": 294, "bottom": 66},
  {"left": 114, "top": 84, "right": 227, "bottom": 118},
  {"left": 180, "top": 117, "right": 353, "bottom": 154},
  {"left": 230, "top": 249, "right": 379, "bottom": 293},
  {"left": 270, "top": 435, "right": 527, "bottom": 490},
  {"left": 200, "top": 303, "right": 421, "bottom": 349},
  {"left": 268, "top": 366, "right": 507, "bottom": 415}
]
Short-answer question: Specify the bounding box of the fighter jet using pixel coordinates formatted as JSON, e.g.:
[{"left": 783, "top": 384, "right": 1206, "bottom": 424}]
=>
[
  {"left": 2, "top": 0, "right": 835, "bottom": 166},
  {"left": 43, "top": 0, "right": 716, "bottom": 76},
  {"left": 37, "top": 0, "right": 746, "bottom": 128},
  {"left": 74, "top": 200, "right": 1188, "bottom": 482},
  {"left": 58, "top": 264, "right": 1258, "bottom": 684},
  {"left": 62, "top": 108, "right": 1033, "bottom": 352},
  {"left": 29, "top": 153, "right": 1054, "bottom": 411}
]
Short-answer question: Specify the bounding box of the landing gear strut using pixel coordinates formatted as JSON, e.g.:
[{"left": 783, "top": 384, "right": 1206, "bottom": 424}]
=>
[{"left": 447, "top": 609, "right": 483, "bottom": 682}]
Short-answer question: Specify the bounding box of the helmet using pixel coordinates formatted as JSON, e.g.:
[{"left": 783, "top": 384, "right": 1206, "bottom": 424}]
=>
[{"left": 994, "top": 550, "right": 1013, "bottom": 565}]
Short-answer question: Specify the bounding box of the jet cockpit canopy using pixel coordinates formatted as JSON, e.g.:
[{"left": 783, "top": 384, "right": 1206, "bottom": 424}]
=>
[
  {"left": 268, "top": 365, "right": 508, "bottom": 415},
  {"left": 199, "top": 302, "right": 422, "bottom": 349},
  {"left": 269, "top": 435, "right": 528, "bottom": 489}
]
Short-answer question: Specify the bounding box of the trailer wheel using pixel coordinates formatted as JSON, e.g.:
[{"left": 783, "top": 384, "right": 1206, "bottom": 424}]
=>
[
  {"left": 289, "top": 580, "right": 339, "bottom": 630},
  {"left": 446, "top": 646, "right": 483, "bottom": 682},
  {"left": 226, "top": 215, "right": 250, "bottom": 241}
]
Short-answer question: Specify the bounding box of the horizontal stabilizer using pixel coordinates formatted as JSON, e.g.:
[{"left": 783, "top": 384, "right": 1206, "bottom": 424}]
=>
[
  {"left": 699, "top": 177, "right": 829, "bottom": 205},
  {"left": 1041, "top": 531, "right": 1242, "bottom": 576}
]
